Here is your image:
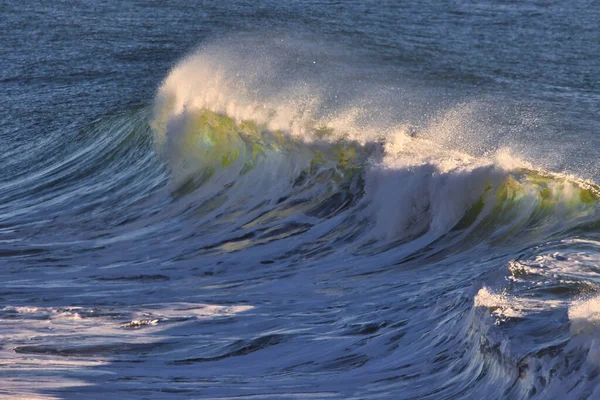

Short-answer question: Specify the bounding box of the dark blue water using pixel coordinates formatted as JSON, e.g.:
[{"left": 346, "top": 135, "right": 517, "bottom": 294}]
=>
[{"left": 1, "top": 1, "right": 600, "bottom": 399}]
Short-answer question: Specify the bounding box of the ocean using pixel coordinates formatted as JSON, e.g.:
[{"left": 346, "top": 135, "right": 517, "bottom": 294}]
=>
[{"left": 1, "top": 1, "right": 600, "bottom": 398}]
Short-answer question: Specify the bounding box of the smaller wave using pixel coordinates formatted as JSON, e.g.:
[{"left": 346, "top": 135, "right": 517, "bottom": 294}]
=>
[{"left": 469, "top": 239, "right": 600, "bottom": 398}]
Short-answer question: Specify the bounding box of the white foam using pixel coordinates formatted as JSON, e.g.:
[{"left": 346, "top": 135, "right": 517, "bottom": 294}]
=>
[
  {"left": 474, "top": 287, "right": 526, "bottom": 321},
  {"left": 474, "top": 286, "right": 566, "bottom": 324},
  {"left": 569, "top": 296, "right": 600, "bottom": 335}
]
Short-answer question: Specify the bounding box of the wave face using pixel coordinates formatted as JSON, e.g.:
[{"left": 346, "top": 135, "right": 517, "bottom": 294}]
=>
[{"left": 3, "top": 24, "right": 600, "bottom": 400}]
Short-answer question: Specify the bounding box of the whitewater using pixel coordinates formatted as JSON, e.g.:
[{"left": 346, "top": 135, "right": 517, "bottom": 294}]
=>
[{"left": 2, "top": 1, "right": 600, "bottom": 399}]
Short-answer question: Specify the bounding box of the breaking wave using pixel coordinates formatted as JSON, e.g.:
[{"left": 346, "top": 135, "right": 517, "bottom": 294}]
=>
[{"left": 4, "top": 37, "right": 600, "bottom": 399}]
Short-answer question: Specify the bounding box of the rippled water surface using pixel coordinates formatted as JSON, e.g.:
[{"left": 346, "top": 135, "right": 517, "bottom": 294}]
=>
[{"left": 2, "top": 1, "right": 600, "bottom": 399}]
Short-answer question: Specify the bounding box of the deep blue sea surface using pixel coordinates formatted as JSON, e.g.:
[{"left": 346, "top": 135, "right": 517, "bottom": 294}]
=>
[{"left": 1, "top": 1, "right": 600, "bottom": 398}]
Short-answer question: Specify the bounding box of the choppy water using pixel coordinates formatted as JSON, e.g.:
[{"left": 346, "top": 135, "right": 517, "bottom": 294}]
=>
[{"left": 2, "top": 1, "right": 600, "bottom": 399}]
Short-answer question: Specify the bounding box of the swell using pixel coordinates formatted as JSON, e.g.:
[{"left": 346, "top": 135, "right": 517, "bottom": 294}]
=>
[{"left": 0, "top": 108, "right": 169, "bottom": 261}]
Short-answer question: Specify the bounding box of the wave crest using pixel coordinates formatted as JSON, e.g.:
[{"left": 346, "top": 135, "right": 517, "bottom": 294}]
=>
[{"left": 151, "top": 41, "right": 600, "bottom": 247}]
